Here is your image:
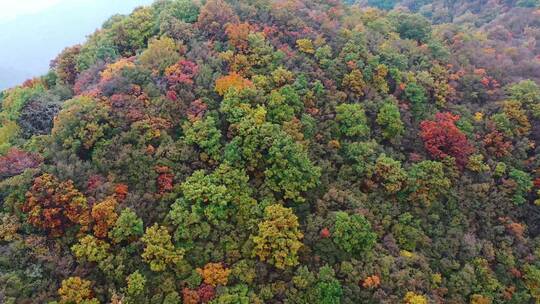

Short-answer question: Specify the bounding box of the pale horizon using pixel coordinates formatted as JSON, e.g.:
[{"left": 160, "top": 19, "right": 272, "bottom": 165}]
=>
[{"left": 0, "top": 0, "right": 64, "bottom": 24}]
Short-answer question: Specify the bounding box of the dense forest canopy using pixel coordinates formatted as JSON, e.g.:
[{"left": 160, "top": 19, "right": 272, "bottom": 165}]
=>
[{"left": 1, "top": 0, "right": 540, "bottom": 303}]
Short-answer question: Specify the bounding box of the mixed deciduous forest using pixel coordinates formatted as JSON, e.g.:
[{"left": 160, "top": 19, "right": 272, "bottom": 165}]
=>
[{"left": 1, "top": 0, "right": 540, "bottom": 303}]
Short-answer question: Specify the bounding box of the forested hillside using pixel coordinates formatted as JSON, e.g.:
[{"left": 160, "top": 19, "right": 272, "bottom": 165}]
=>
[{"left": 1, "top": 0, "right": 540, "bottom": 303}]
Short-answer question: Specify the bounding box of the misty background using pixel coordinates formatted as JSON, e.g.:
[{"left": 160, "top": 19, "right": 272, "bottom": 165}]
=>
[{"left": 0, "top": 0, "right": 154, "bottom": 90}]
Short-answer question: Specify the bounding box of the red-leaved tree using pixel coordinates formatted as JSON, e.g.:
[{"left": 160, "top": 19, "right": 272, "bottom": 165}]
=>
[
  {"left": 0, "top": 148, "right": 42, "bottom": 178},
  {"left": 165, "top": 60, "right": 198, "bottom": 87},
  {"left": 420, "top": 112, "right": 474, "bottom": 167}
]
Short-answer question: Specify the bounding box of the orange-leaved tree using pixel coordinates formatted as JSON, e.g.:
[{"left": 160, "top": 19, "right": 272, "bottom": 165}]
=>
[
  {"left": 91, "top": 196, "right": 118, "bottom": 238},
  {"left": 215, "top": 72, "right": 253, "bottom": 96},
  {"left": 23, "top": 173, "right": 91, "bottom": 236}
]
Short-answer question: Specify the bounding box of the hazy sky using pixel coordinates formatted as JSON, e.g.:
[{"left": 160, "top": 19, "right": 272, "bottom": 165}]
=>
[
  {"left": 0, "top": 0, "right": 64, "bottom": 23},
  {"left": 0, "top": 0, "right": 155, "bottom": 90}
]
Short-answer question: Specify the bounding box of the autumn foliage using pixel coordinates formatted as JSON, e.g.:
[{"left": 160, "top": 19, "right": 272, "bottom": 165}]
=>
[
  {"left": 156, "top": 166, "right": 174, "bottom": 194},
  {"left": 165, "top": 59, "right": 198, "bottom": 87},
  {"left": 483, "top": 130, "right": 512, "bottom": 158},
  {"left": 23, "top": 173, "right": 91, "bottom": 236},
  {"left": 114, "top": 183, "right": 129, "bottom": 201},
  {"left": 196, "top": 262, "right": 231, "bottom": 287},
  {"left": 91, "top": 196, "right": 118, "bottom": 238},
  {"left": 214, "top": 72, "right": 253, "bottom": 95},
  {"left": 197, "top": 284, "right": 216, "bottom": 303},
  {"left": 361, "top": 275, "right": 381, "bottom": 289},
  {"left": 0, "top": 148, "right": 42, "bottom": 178},
  {"left": 182, "top": 288, "right": 200, "bottom": 304},
  {"left": 58, "top": 277, "right": 98, "bottom": 304},
  {"left": 420, "top": 112, "right": 474, "bottom": 167},
  {"left": 226, "top": 22, "right": 254, "bottom": 51}
]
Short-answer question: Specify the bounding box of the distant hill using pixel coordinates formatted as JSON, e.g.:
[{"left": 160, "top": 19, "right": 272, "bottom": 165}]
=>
[{"left": 358, "top": 0, "right": 540, "bottom": 20}]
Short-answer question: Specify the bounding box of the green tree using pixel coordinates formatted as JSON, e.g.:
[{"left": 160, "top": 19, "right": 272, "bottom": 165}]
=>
[
  {"left": 141, "top": 224, "right": 184, "bottom": 272},
  {"left": 267, "top": 85, "right": 303, "bottom": 124},
  {"left": 108, "top": 208, "right": 144, "bottom": 244},
  {"left": 315, "top": 265, "right": 342, "bottom": 304},
  {"left": 71, "top": 235, "right": 110, "bottom": 263},
  {"left": 0, "top": 84, "right": 46, "bottom": 121},
  {"left": 517, "top": 0, "right": 540, "bottom": 8},
  {"left": 264, "top": 133, "right": 321, "bottom": 203},
  {"left": 407, "top": 160, "right": 451, "bottom": 206},
  {"left": 367, "top": 0, "right": 397, "bottom": 10},
  {"left": 390, "top": 12, "right": 432, "bottom": 42},
  {"left": 210, "top": 284, "right": 251, "bottom": 304},
  {"left": 404, "top": 82, "right": 427, "bottom": 119},
  {"left": 0, "top": 120, "right": 19, "bottom": 154},
  {"left": 287, "top": 265, "right": 342, "bottom": 304},
  {"left": 507, "top": 80, "right": 540, "bottom": 117},
  {"left": 107, "top": 7, "right": 156, "bottom": 56},
  {"left": 178, "top": 163, "right": 257, "bottom": 227},
  {"left": 126, "top": 270, "right": 147, "bottom": 302},
  {"left": 168, "top": 199, "right": 211, "bottom": 244},
  {"left": 336, "top": 103, "right": 370, "bottom": 138},
  {"left": 343, "top": 140, "right": 379, "bottom": 177},
  {"left": 331, "top": 212, "right": 376, "bottom": 255},
  {"left": 376, "top": 99, "right": 404, "bottom": 140},
  {"left": 138, "top": 37, "right": 181, "bottom": 75},
  {"left": 183, "top": 115, "right": 223, "bottom": 161},
  {"left": 161, "top": 0, "right": 200, "bottom": 23},
  {"left": 163, "top": 292, "right": 182, "bottom": 304},
  {"left": 392, "top": 212, "right": 425, "bottom": 251},
  {"left": 253, "top": 204, "right": 303, "bottom": 269},
  {"left": 524, "top": 265, "right": 540, "bottom": 302},
  {"left": 51, "top": 96, "right": 111, "bottom": 155},
  {"left": 508, "top": 169, "right": 533, "bottom": 205},
  {"left": 508, "top": 80, "right": 540, "bottom": 105},
  {"left": 75, "top": 31, "right": 119, "bottom": 72},
  {"left": 374, "top": 154, "right": 407, "bottom": 193}
]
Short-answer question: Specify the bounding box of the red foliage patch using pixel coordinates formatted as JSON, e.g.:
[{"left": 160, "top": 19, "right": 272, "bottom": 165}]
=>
[
  {"left": 156, "top": 166, "right": 174, "bottom": 194},
  {"left": 197, "top": 284, "right": 216, "bottom": 303},
  {"left": 483, "top": 130, "right": 512, "bottom": 158},
  {"left": 420, "top": 112, "right": 474, "bottom": 167},
  {"left": 187, "top": 99, "right": 208, "bottom": 122},
  {"left": 114, "top": 184, "right": 128, "bottom": 201},
  {"left": 320, "top": 227, "right": 331, "bottom": 238},
  {"left": 0, "top": 148, "right": 42, "bottom": 178},
  {"left": 86, "top": 175, "right": 105, "bottom": 193},
  {"left": 166, "top": 60, "right": 199, "bottom": 87}
]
